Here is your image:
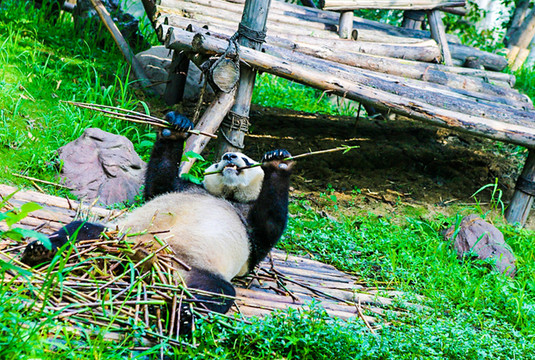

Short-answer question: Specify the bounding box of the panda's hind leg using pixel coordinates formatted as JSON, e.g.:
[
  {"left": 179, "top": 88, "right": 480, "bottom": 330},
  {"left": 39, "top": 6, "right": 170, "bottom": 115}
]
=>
[
  {"left": 179, "top": 267, "right": 236, "bottom": 334},
  {"left": 21, "top": 220, "right": 105, "bottom": 267}
]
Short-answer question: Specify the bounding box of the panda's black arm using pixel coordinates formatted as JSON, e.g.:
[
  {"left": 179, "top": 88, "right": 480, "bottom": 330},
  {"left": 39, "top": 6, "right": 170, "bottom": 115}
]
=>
[
  {"left": 144, "top": 113, "right": 195, "bottom": 201},
  {"left": 247, "top": 150, "right": 294, "bottom": 270}
]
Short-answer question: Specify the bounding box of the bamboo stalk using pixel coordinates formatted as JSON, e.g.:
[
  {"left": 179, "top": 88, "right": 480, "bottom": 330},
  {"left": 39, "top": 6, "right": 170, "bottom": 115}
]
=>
[
  {"left": 204, "top": 145, "right": 358, "bottom": 175},
  {"left": 64, "top": 101, "right": 217, "bottom": 138}
]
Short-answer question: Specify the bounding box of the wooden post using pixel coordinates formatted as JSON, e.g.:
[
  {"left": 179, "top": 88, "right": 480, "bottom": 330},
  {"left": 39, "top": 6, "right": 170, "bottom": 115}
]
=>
[
  {"left": 217, "top": 0, "right": 272, "bottom": 155},
  {"left": 339, "top": 11, "right": 354, "bottom": 39},
  {"left": 427, "top": 10, "right": 453, "bottom": 66},
  {"left": 163, "top": 50, "right": 190, "bottom": 105},
  {"left": 402, "top": 10, "right": 426, "bottom": 30},
  {"left": 506, "top": 150, "right": 535, "bottom": 226}
]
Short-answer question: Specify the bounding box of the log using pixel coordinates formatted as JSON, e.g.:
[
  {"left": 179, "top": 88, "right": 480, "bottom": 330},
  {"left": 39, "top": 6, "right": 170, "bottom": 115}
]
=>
[
  {"left": 507, "top": 8, "right": 535, "bottom": 49},
  {"left": 159, "top": 16, "right": 515, "bottom": 88},
  {"left": 506, "top": 150, "right": 535, "bottom": 226},
  {"left": 152, "top": 0, "right": 508, "bottom": 70},
  {"left": 449, "top": 43, "right": 508, "bottom": 71},
  {"left": 164, "top": 28, "right": 535, "bottom": 148},
  {"left": 153, "top": 0, "right": 456, "bottom": 43},
  {"left": 159, "top": 12, "right": 442, "bottom": 62},
  {"left": 261, "top": 42, "right": 533, "bottom": 119},
  {"left": 168, "top": 24, "right": 530, "bottom": 113},
  {"left": 511, "top": 48, "right": 531, "bottom": 71},
  {"left": 402, "top": 10, "right": 426, "bottom": 30},
  {"left": 179, "top": 88, "right": 237, "bottom": 175},
  {"left": 320, "top": 0, "right": 465, "bottom": 11}
]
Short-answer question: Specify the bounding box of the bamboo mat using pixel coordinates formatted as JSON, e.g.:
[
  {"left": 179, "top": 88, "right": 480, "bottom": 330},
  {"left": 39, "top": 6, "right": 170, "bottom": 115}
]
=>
[{"left": 0, "top": 184, "right": 415, "bottom": 328}]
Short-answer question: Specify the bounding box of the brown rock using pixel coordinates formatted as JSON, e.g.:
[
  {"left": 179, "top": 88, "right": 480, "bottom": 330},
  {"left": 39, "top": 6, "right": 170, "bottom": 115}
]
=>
[
  {"left": 444, "top": 214, "right": 516, "bottom": 277},
  {"left": 57, "top": 128, "right": 146, "bottom": 206}
]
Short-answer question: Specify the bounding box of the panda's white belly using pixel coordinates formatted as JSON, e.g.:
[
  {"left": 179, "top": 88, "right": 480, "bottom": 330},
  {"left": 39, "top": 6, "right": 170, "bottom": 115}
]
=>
[{"left": 113, "top": 192, "right": 251, "bottom": 281}]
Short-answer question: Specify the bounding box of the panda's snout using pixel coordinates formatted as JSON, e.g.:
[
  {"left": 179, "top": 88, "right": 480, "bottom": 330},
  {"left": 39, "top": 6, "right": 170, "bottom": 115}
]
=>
[{"left": 222, "top": 153, "right": 238, "bottom": 161}]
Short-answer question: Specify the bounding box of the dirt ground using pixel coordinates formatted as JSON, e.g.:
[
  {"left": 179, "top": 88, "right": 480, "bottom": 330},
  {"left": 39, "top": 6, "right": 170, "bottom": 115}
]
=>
[{"left": 227, "top": 105, "right": 534, "bottom": 229}]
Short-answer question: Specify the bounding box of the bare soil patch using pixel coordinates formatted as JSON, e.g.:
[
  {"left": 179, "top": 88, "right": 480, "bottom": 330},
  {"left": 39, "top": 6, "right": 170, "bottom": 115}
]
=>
[{"left": 234, "top": 106, "right": 532, "bottom": 228}]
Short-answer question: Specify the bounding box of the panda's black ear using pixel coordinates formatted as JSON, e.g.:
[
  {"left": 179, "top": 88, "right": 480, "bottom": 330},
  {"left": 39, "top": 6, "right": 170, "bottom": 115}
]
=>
[{"left": 241, "top": 156, "right": 254, "bottom": 167}]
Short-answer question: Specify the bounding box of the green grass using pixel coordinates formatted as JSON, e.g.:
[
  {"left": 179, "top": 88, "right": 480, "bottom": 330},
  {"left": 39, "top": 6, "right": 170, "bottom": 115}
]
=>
[
  {"left": 0, "top": 1, "right": 156, "bottom": 196},
  {"left": 1, "top": 1, "right": 535, "bottom": 358}
]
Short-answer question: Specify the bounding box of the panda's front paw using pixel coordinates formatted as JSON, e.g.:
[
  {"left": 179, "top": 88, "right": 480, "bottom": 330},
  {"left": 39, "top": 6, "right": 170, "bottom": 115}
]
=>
[
  {"left": 261, "top": 149, "right": 294, "bottom": 171},
  {"left": 162, "top": 112, "right": 194, "bottom": 138}
]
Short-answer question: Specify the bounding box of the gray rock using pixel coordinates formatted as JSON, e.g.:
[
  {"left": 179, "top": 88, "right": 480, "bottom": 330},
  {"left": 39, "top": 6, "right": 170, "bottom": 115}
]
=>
[
  {"left": 444, "top": 214, "right": 516, "bottom": 277},
  {"left": 134, "top": 46, "right": 214, "bottom": 100},
  {"left": 58, "top": 128, "right": 146, "bottom": 206}
]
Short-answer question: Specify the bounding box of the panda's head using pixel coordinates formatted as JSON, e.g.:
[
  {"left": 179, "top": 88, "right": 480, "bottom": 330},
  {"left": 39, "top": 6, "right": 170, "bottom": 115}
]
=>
[{"left": 203, "top": 152, "right": 265, "bottom": 203}]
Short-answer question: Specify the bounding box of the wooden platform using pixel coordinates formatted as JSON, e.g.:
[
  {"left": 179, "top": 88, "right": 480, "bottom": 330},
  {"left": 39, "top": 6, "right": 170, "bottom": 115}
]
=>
[
  {"left": 140, "top": 0, "right": 535, "bottom": 225},
  {"left": 0, "top": 184, "right": 416, "bottom": 328}
]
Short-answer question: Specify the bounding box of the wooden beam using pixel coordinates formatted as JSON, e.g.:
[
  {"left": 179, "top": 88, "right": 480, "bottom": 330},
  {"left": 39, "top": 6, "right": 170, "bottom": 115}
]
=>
[
  {"left": 88, "top": 0, "right": 155, "bottom": 94},
  {"left": 179, "top": 89, "right": 237, "bottom": 175},
  {"left": 506, "top": 150, "right": 535, "bottom": 226}
]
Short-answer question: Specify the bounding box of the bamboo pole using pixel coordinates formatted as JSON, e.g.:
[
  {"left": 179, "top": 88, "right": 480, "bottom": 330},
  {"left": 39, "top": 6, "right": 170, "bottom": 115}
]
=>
[{"left": 164, "top": 28, "right": 535, "bottom": 148}]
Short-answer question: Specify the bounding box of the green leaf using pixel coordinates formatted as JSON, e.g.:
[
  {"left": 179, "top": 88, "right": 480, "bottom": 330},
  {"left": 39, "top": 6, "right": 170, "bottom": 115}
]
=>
[
  {"left": 0, "top": 189, "right": 20, "bottom": 208},
  {"left": 138, "top": 140, "right": 154, "bottom": 149},
  {"left": 0, "top": 261, "right": 32, "bottom": 277},
  {"left": 180, "top": 173, "right": 203, "bottom": 185},
  {"left": 184, "top": 151, "right": 205, "bottom": 161},
  {"left": 20, "top": 202, "right": 43, "bottom": 214},
  {"left": 139, "top": 101, "right": 150, "bottom": 115}
]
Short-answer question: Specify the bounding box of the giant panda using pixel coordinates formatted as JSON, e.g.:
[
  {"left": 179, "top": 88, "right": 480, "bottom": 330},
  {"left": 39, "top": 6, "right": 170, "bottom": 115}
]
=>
[{"left": 21, "top": 112, "right": 294, "bottom": 332}]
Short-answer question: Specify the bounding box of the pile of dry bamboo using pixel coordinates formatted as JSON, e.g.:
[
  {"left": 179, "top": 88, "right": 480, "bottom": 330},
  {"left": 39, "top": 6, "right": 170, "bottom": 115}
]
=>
[{"left": 0, "top": 233, "right": 220, "bottom": 348}]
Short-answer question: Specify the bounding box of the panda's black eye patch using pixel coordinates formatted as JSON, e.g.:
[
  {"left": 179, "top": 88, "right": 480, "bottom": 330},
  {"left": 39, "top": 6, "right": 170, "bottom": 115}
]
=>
[{"left": 241, "top": 157, "right": 253, "bottom": 167}]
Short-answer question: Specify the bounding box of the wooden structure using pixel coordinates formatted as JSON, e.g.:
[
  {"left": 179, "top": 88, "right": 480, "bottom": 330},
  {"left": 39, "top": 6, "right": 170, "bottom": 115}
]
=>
[
  {"left": 0, "top": 184, "right": 415, "bottom": 328},
  {"left": 141, "top": 0, "right": 535, "bottom": 225}
]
